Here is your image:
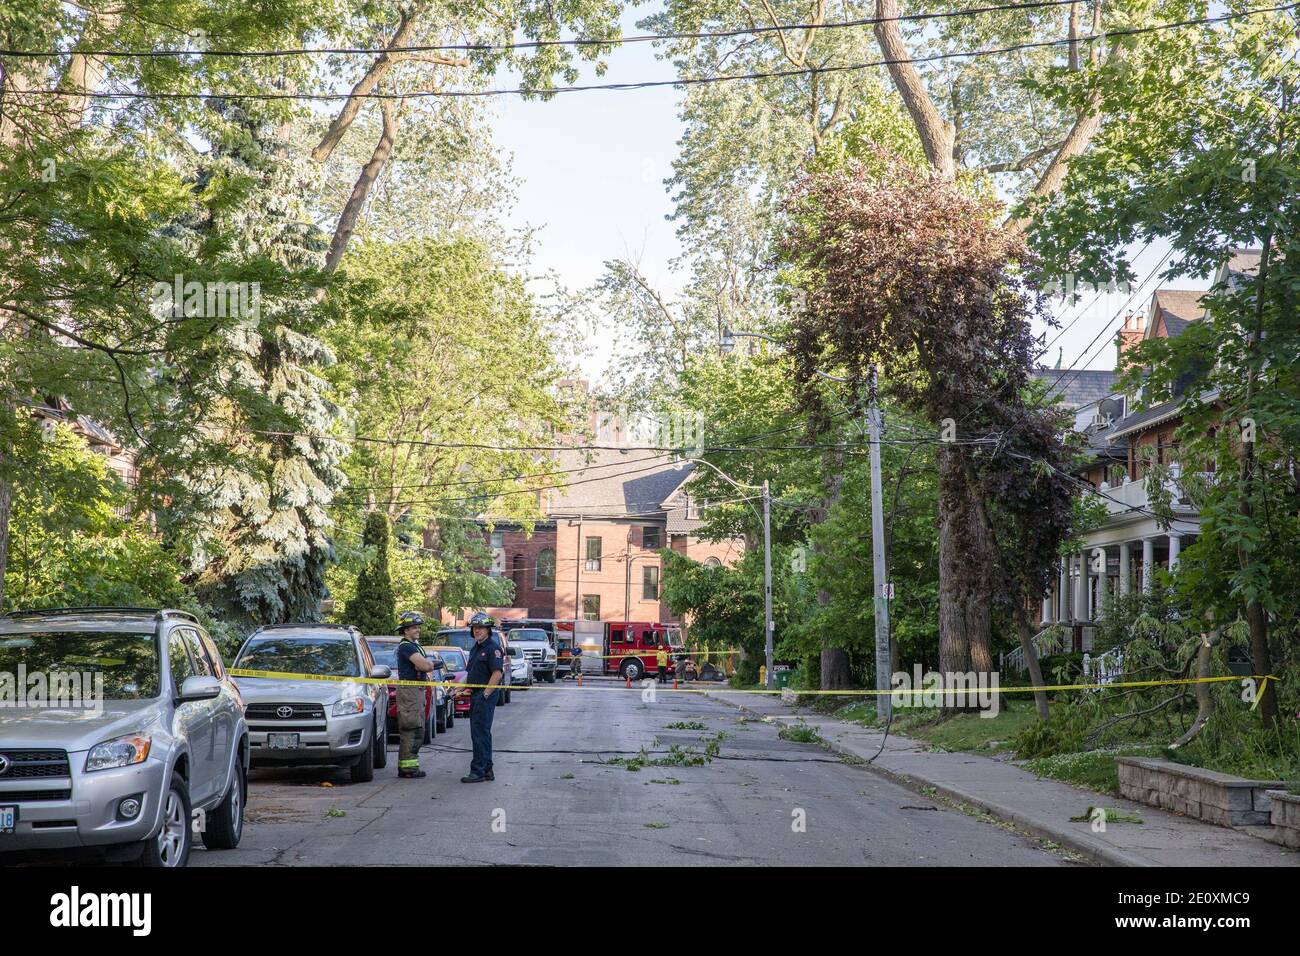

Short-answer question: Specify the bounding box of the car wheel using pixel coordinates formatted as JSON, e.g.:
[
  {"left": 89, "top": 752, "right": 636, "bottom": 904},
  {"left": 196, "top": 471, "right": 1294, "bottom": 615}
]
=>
[
  {"left": 445, "top": 707, "right": 454, "bottom": 730},
  {"left": 621, "top": 659, "right": 642, "bottom": 681},
  {"left": 350, "top": 724, "right": 376, "bottom": 783},
  {"left": 202, "top": 759, "right": 245, "bottom": 850},
  {"left": 436, "top": 703, "right": 447, "bottom": 734},
  {"left": 137, "top": 772, "right": 192, "bottom": 867},
  {"left": 547, "top": 672, "right": 556, "bottom": 683},
  {"left": 375, "top": 718, "right": 389, "bottom": 769}
]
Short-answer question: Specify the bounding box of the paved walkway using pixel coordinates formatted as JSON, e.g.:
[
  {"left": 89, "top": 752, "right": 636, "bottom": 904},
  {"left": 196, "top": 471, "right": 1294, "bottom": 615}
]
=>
[{"left": 705, "top": 690, "right": 1299, "bottom": 867}]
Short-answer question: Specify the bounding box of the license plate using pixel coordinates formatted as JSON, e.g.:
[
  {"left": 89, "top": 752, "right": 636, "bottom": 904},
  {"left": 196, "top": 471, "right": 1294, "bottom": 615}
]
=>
[
  {"left": 0, "top": 805, "right": 16, "bottom": 834},
  {"left": 268, "top": 733, "right": 300, "bottom": 749}
]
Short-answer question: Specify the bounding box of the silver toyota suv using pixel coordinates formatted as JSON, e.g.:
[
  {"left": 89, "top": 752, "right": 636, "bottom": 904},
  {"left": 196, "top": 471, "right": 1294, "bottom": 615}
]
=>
[
  {"left": 0, "top": 607, "right": 249, "bottom": 867},
  {"left": 231, "top": 624, "right": 390, "bottom": 782}
]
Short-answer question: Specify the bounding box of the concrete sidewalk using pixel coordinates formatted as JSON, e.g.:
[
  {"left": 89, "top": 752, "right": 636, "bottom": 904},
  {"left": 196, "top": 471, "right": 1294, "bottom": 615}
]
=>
[{"left": 705, "top": 690, "right": 1299, "bottom": 867}]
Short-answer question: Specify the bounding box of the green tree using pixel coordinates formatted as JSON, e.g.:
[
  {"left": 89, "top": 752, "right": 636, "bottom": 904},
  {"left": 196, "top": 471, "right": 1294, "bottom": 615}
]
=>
[
  {"left": 344, "top": 511, "right": 397, "bottom": 635},
  {"left": 1029, "top": 13, "right": 1299, "bottom": 727}
]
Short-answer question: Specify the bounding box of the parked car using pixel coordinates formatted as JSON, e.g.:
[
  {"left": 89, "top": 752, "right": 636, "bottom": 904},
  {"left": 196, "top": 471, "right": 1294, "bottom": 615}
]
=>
[
  {"left": 435, "top": 627, "right": 513, "bottom": 704},
  {"left": 430, "top": 646, "right": 470, "bottom": 719},
  {"left": 427, "top": 654, "right": 456, "bottom": 731},
  {"left": 507, "top": 645, "right": 534, "bottom": 686},
  {"left": 504, "top": 627, "right": 556, "bottom": 682},
  {"left": 363, "top": 637, "right": 439, "bottom": 744},
  {"left": 0, "top": 607, "right": 249, "bottom": 867},
  {"left": 231, "top": 624, "right": 389, "bottom": 783}
]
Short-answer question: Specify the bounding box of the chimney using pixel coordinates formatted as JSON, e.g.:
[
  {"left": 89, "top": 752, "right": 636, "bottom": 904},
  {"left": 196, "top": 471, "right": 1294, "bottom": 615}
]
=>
[{"left": 1117, "top": 312, "right": 1144, "bottom": 367}]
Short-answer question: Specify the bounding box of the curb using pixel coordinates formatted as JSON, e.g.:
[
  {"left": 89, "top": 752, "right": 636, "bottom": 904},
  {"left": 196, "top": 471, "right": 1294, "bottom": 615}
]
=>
[{"left": 705, "top": 691, "right": 1156, "bottom": 868}]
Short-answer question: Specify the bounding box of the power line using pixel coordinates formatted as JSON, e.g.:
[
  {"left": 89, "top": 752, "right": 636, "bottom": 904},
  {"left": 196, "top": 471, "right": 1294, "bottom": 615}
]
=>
[
  {"left": 17, "top": 5, "right": 1296, "bottom": 101},
  {"left": 0, "top": 1, "right": 1098, "bottom": 58}
]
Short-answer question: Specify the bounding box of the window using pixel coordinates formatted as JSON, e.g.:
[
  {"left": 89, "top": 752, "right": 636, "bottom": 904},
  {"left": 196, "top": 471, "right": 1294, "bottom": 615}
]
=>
[
  {"left": 643, "top": 526, "right": 662, "bottom": 550},
  {"left": 535, "top": 548, "right": 556, "bottom": 589},
  {"left": 581, "top": 595, "right": 600, "bottom": 621},
  {"left": 585, "top": 536, "right": 602, "bottom": 571},
  {"left": 180, "top": 628, "right": 212, "bottom": 677},
  {"left": 704, "top": 556, "right": 722, "bottom": 569},
  {"left": 489, "top": 531, "right": 505, "bottom": 577},
  {"left": 642, "top": 565, "right": 660, "bottom": 601},
  {"left": 168, "top": 631, "right": 196, "bottom": 691}
]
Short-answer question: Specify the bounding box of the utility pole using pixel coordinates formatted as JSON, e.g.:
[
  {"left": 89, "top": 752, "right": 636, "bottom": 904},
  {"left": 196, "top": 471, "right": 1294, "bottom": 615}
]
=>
[
  {"left": 867, "top": 369, "right": 892, "bottom": 718},
  {"left": 763, "top": 479, "right": 774, "bottom": 689}
]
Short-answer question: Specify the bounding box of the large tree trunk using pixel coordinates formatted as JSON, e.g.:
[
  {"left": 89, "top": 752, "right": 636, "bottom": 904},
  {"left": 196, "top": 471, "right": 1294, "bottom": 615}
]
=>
[
  {"left": 817, "top": 446, "right": 852, "bottom": 689},
  {"left": 1239, "top": 232, "right": 1278, "bottom": 729},
  {"left": 937, "top": 447, "right": 993, "bottom": 704},
  {"left": 0, "top": 473, "right": 11, "bottom": 610}
]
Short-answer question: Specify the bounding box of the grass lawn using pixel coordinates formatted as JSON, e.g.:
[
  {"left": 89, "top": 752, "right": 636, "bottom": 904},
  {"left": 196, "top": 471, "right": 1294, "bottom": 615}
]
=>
[
  {"left": 838, "top": 697, "right": 1041, "bottom": 753},
  {"left": 1022, "top": 745, "right": 1168, "bottom": 795}
]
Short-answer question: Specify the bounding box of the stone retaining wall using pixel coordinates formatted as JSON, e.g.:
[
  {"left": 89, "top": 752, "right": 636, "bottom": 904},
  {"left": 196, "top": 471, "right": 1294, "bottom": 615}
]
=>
[
  {"left": 1116, "top": 756, "right": 1288, "bottom": 827},
  {"left": 1265, "top": 790, "right": 1300, "bottom": 848}
]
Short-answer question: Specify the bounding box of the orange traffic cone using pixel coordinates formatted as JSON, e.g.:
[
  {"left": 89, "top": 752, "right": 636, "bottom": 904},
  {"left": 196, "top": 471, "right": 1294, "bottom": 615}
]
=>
[{"left": 625, "top": 674, "right": 631, "bottom": 688}]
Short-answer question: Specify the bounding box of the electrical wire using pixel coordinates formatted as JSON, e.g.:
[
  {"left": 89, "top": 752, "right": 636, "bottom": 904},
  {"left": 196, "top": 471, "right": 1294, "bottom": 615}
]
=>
[
  {"left": 16, "top": 5, "right": 1295, "bottom": 101},
  {"left": 0, "top": 1, "right": 1093, "bottom": 58}
]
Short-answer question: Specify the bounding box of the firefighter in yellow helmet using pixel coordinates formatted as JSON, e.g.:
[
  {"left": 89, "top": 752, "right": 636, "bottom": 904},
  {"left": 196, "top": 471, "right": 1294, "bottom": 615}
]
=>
[{"left": 394, "top": 611, "right": 434, "bottom": 779}]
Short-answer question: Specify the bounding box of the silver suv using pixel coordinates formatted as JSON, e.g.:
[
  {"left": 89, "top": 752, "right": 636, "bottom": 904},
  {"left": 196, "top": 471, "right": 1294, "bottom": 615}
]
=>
[
  {"left": 0, "top": 607, "right": 249, "bottom": 867},
  {"left": 232, "top": 624, "right": 390, "bottom": 782}
]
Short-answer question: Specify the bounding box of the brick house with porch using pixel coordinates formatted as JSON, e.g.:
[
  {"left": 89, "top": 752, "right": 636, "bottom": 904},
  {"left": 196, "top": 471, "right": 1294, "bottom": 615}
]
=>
[{"left": 1025, "top": 249, "right": 1262, "bottom": 656}]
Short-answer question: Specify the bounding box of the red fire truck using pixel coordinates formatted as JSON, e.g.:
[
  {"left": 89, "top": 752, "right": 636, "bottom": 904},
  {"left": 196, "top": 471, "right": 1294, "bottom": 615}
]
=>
[
  {"left": 601, "top": 621, "right": 684, "bottom": 680},
  {"left": 499, "top": 618, "right": 683, "bottom": 680}
]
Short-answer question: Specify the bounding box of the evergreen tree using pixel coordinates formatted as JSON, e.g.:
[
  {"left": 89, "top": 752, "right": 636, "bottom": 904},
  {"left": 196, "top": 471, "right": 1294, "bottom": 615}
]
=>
[{"left": 345, "top": 511, "right": 396, "bottom": 636}]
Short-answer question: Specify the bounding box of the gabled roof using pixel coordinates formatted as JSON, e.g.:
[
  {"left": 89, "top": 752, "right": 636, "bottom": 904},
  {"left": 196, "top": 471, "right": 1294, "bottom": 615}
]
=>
[
  {"left": 1032, "top": 368, "right": 1119, "bottom": 409},
  {"left": 1147, "top": 290, "right": 1207, "bottom": 340},
  {"left": 547, "top": 448, "right": 692, "bottom": 519}
]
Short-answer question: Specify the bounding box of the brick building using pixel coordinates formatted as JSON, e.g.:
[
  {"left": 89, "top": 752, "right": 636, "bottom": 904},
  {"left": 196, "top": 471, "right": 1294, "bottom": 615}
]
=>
[{"left": 446, "top": 447, "right": 744, "bottom": 628}]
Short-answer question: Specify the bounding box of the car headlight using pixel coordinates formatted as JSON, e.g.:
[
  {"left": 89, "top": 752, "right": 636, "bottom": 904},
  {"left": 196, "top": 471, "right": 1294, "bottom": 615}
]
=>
[
  {"left": 545, "top": 649, "right": 556, "bottom": 659},
  {"left": 331, "top": 697, "right": 366, "bottom": 716},
  {"left": 85, "top": 734, "right": 152, "bottom": 773}
]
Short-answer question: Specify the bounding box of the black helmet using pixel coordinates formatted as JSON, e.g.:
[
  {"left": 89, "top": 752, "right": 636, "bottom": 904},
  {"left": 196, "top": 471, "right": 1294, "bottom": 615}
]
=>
[
  {"left": 468, "top": 612, "right": 495, "bottom": 631},
  {"left": 396, "top": 611, "right": 425, "bottom": 635}
]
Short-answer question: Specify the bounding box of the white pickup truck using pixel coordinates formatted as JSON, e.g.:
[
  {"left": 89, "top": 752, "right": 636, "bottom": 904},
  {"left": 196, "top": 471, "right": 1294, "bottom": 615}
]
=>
[{"left": 503, "top": 628, "right": 558, "bottom": 683}]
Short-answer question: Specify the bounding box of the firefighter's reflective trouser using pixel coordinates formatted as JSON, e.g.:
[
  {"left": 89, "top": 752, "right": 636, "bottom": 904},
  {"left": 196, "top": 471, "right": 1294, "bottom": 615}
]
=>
[{"left": 397, "top": 685, "right": 425, "bottom": 772}]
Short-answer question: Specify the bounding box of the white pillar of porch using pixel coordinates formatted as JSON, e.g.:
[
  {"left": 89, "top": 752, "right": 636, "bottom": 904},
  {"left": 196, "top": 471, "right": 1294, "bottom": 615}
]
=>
[
  {"left": 1168, "top": 532, "right": 1182, "bottom": 571},
  {"left": 1142, "top": 537, "right": 1156, "bottom": 592},
  {"left": 1119, "top": 541, "right": 1132, "bottom": 597}
]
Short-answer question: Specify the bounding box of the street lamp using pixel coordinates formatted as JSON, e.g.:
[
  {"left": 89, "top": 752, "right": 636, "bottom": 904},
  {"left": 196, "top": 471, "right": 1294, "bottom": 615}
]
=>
[{"left": 721, "top": 328, "right": 892, "bottom": 717}]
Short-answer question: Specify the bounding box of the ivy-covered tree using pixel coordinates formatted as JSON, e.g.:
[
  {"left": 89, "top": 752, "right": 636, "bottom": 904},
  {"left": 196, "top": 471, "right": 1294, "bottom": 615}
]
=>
[{"left": 779, "top": 158, "right": 1077, "bottom": 697}]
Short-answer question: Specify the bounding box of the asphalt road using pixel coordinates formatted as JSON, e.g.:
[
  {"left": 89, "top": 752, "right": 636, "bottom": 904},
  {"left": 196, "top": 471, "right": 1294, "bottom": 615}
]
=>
[{"left": 194, "top": 679, "right": 1071, "bottom": 866}]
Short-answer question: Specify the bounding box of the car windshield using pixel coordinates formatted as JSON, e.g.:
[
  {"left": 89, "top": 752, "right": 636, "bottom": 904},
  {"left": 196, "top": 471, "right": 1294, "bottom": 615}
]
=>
[
  {"left": 0, "top": 630, "right": 160, "bottom": 700},
  {"left": 236, "top": 636, "right": 359, "bottom": 677},
  {"left": 436, "top": 649, "right": 466, "bottom": 669},
  {"left": 437, "top": 629, "right": 474, "bottom": 653},
  {"left": 511, "top": 629, "right": 549, "bottom": 643}
]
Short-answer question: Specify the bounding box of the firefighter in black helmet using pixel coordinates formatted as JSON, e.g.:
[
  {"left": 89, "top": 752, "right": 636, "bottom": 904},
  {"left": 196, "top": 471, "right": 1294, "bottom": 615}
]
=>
[
  {"left": 395, "top": 611, "right": 434, "bottom": 778},
  {"left": 461, "top": 612, "right": 504, "bottom": 783}
]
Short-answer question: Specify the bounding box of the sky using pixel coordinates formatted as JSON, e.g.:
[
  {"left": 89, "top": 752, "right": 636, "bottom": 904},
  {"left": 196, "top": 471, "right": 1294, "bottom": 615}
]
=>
[
  {"left": 488, "top": 4, "right": 1211, "bottom": 388},
  {"left": 492, "top": 6, "right": 683, "bottom": 382}
]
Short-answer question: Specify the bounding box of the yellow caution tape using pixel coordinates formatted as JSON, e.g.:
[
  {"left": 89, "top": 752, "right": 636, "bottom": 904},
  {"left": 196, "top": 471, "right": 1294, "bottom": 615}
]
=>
[{"left": 228, "top": 667, "right": 1279, "bottom": 697}]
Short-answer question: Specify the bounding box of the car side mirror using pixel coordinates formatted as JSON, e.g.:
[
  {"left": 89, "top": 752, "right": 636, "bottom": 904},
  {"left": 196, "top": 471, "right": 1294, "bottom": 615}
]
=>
[
  {"left": 370, "top": 665, "right": 392, "bottom": 680},
  {"left": 177, "top": 675, "right": 221, "bottom": 703}
]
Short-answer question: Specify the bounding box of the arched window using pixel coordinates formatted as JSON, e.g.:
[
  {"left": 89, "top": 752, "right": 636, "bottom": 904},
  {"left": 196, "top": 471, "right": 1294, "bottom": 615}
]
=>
[
  {"left": 704, "top": 556, "right": 722, "bottom": 569},
  {"left": 535, "top": 548, "right": 556, "bottom": 589}
]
